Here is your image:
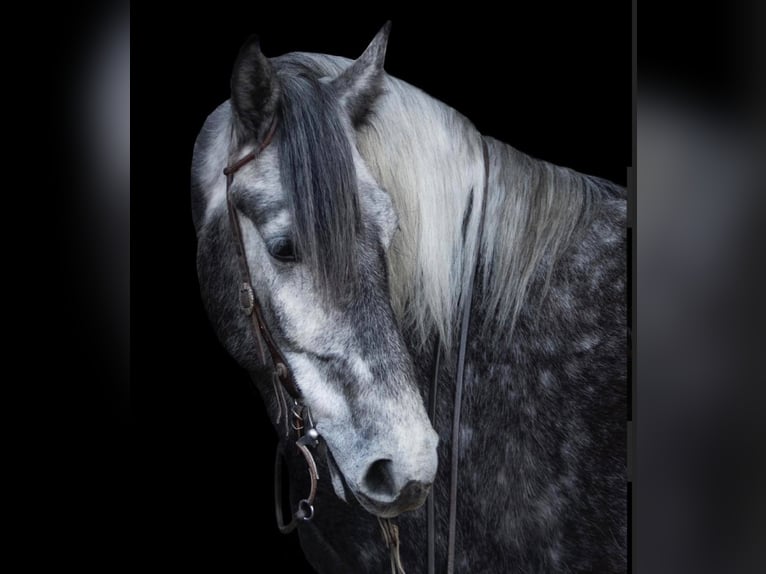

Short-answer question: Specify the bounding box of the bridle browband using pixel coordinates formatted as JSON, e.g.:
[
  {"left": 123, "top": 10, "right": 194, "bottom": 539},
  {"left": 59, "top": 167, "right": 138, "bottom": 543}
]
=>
[
  {"left": 223, "top": 120, "right": 320, "bottom": 531},
  {"left": 223, "top": 120, "right": 490, "bottom": 572}
]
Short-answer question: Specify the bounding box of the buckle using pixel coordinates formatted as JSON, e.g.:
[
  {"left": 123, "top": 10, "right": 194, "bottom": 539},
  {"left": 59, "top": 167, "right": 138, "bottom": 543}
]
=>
[{"left": 239, "top": 282, "right": 255, "bottom": 315}]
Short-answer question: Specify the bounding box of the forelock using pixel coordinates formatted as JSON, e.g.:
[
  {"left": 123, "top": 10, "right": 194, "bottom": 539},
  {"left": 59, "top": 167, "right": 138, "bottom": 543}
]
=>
[{"left": 275, "top": 60, "right": 361, "bottom": 301}]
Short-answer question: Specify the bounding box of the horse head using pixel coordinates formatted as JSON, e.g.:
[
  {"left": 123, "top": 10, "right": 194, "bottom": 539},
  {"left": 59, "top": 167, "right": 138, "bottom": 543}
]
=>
[{"left": 191, "top": 24, "right": 438, "bottom": 518}]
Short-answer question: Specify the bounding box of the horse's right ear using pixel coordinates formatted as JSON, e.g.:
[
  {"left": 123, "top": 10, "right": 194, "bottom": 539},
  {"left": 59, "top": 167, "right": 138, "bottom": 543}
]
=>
[{"left": 230, "top": 35, "right": 280, "bottom": 145}]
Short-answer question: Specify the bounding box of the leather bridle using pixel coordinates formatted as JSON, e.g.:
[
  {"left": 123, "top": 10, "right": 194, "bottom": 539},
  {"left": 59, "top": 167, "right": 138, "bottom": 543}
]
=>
[
  {"left": 223, "top": 122, "right": 490, "bottom": 572},
  {"left": 223, "top": 121, "right": 298, "bottom": 398},
  {"left": 223, "top": 121, "right": 320, "bottom": 531}
]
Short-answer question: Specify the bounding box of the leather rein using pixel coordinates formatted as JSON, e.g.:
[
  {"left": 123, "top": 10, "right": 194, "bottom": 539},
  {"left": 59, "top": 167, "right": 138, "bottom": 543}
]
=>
[
  {"left": 428, "top": 138, "right": 490, "bottom": 574},
  {"left": 223, "top": 122, "right": 490, "bottom": 572}
]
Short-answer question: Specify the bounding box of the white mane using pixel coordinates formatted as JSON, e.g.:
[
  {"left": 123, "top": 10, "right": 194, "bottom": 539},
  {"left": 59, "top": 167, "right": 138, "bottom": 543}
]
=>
[
  {"left": 354, "top": 76, "right": 485, "bottom": 351},
  {"left": 289, "top": 53, "right": 613, "bottom": 352}
]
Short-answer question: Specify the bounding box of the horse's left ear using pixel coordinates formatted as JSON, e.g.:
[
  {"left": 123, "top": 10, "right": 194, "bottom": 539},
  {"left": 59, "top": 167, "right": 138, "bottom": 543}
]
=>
[{"left": 332, "top": 22, "right": 391, "bottom": 125}]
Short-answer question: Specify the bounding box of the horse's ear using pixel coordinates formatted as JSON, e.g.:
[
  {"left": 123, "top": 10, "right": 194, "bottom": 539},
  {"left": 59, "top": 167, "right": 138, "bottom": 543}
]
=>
[
  {"left": 230, "top": 35, "right": 280, "bottom": 144},
  {"left": 332, "top": 22, "right": 391, "bottom": 125}
]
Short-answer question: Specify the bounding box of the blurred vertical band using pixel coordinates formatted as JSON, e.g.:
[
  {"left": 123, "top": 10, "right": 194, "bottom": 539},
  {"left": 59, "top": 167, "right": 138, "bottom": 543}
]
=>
[
  {"left": 638, "top": 0, "right": 766, "bottom": 572},
  {"left": 69, "top": 1, "right": 130, "bottom": 423}
]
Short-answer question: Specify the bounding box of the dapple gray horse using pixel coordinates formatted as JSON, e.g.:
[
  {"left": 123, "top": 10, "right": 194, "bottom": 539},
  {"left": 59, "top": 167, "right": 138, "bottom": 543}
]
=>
[{"left": 191, "top": 23, "right": 626, "bottom": 573}]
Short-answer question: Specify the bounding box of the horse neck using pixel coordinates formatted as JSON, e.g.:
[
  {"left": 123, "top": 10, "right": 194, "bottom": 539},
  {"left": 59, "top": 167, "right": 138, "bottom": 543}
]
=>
[{"left": 355, "top": 80, "right": 486, "bottom": 352}]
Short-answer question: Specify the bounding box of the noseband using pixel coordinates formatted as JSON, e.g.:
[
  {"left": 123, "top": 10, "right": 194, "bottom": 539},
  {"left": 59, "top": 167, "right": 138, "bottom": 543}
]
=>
[{"left": 223, "top": 121, "right": 320, "bottom": 532}]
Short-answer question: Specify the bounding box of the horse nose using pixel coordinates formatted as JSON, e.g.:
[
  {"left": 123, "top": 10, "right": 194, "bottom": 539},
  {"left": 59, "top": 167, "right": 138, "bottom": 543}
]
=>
[{"left": 363, "top": 458, "right": 397, "bottom": 498}]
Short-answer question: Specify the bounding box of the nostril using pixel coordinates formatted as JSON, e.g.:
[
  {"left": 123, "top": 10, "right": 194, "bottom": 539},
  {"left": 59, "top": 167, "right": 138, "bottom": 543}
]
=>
[{"left": 363, "top": 459, "right": 396, "bottom": 498}]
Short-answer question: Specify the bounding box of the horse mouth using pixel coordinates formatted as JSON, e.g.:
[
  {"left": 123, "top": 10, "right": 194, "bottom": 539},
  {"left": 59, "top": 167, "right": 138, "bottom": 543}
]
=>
[{"left": 353, "top": 480, "right": 432, "bottom": 518}]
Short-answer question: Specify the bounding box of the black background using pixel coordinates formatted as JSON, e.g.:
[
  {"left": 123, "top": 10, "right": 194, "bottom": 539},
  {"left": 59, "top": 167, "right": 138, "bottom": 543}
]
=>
[{"left": 128, "top": 5, "right": 630, "bottom": 570}]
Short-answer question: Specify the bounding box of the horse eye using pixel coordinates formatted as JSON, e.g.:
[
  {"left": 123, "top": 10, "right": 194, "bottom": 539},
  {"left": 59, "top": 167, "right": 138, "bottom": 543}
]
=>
[{"left": 269, "top": 238, "right": 297, "bottom": 262}]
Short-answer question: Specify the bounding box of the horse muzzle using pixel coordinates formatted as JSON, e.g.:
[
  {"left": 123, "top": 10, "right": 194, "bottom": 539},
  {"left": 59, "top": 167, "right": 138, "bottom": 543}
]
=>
[{"left": 324, "top": 428, "right": 438, "bottom": 517}]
